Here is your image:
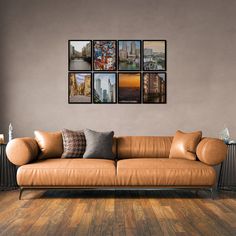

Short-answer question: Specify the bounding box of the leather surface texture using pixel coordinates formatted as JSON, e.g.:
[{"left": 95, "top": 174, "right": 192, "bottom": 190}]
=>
[
  {"left": 116, "top": 158, "right": 216, "bottom": 186},
  {"left": 34, "top": 130, "right": 63, "bottom": 159},
  {"left": 17, "top": 158, "right": 116, "bottom": 186},
  {"left": 6, "top": 138, "right": 39, "bottom": 166},
  {"left": 169, "top": 130, "right": 202, "bottom": 160},
  {"left": 117, "top": 136, "right": 173, "bottom": 159},
  {"left": 196, "top": 138, "right": 227, "bottom": 165}
]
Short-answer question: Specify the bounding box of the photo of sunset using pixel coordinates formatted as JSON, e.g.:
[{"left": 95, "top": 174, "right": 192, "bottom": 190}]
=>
[{"left": 118, "top": 73, "right": 141, "bottom": 103}]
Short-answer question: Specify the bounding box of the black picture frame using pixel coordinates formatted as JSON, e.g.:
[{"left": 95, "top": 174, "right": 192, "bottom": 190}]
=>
[
  {"left": 93, "top": 72, "right": 117, "bottom": 104},
  {"left": 118, "top": 72, "right": 141, "bottom": 104},
  {"left": 68, "top": 40, "right": 92, "bottom": 71},
  {"left": 143, "top": 40, "right": 167, "bottom": 71},
  {"left": 93, "top": 40, "right": 117, "bottom": 71},
  {"left": 118, "top": 40, "right": 141, "bottom": 71},
  {"left": 68, "top": 72, "right": 92, "bottom": 104},
  {"left": 142, "top": 72, "right": 167, "bottom": 104}
]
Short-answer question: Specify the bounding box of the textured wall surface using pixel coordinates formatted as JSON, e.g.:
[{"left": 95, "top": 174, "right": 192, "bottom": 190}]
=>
[{"left": 0, "top": 0, "right": 236, "bottom": 138}]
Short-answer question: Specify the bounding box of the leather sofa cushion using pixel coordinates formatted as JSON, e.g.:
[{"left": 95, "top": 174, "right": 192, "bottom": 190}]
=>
[
  {"left": 169, "top": 130, "right": 202, "bottom": 160},
  {"left": 116, "top": 158, "right": 216, "bottom": 186},
  {"left": 17, "top": 159, "right": 116, "bottom": 186},
  {"left": 34, "top": 130, "right": 63, "bottom": 159},
  {"left": 117, "top": 136, "right": 173, "bottom": 159}
]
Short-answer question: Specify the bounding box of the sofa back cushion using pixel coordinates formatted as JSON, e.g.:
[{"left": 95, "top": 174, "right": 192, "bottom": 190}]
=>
[
  {"left": 117, "top": 136, "right": 173, "bottom": 159},
  {"left": 34, "top": 130, "right": 63, "bottom": 159}
]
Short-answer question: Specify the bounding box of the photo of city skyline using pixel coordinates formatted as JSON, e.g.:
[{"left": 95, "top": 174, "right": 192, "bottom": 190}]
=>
[
  {"left": 93, "top": 41, "right": 116, "bottom": 71},
  {"left": 69, "top": 73, "right": 91, "bottom": 103},
  {"left": 69, "top": 40, "right": 92, "bottom": 71},
  {"left": 143, "top": 40, "right": 166, "bottom": 71},
  {"left": 118, "top": 40, "right": 141, "bottom": 70},
  {"left": 118, "top": 73, "right": 141, "bottom": 103},
  {"left": 143, "top": 72, "right": 166, "bottom": 103},
  {"left": 93, "top": 73, "right": 116, "bottom": 103}
]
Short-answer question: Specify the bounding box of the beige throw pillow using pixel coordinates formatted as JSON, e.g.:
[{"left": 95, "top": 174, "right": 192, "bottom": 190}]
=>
[
  {"left": 169, "top": 130, "right": 202, "bottom": 160},
  {"left": 34, "top": 130, "right": 63, "bottom": 159}
]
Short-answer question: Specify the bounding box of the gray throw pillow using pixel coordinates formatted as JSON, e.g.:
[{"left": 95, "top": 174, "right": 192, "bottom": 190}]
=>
[{"left": 83, "top": 129, "right": 115, "bottom": 160}]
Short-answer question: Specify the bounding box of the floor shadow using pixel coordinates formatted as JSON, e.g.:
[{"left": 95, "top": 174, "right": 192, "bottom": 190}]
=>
[{"left": 20, "top": 189, "right": 236, "bottom": 200}]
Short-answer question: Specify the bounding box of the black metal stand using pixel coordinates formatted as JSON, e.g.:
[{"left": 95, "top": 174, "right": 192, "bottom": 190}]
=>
[
  {"left": 0, "top": 144, "right": 18, "bottom": 190},
  {"left": 218, "top": 143, "right": 236, "bottom": 191}
]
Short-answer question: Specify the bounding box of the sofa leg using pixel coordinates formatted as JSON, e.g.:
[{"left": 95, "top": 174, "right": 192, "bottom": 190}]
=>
[
  {"left": 19, "top": 187, "right": 24, "bottom": 200},
  {"left": 210, "top": 188, "right": 216, "bottom": 200}
]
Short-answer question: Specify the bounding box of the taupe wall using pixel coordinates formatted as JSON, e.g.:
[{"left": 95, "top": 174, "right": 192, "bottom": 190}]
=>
[{"left": 0, "top": 0, "right": 236, "bottom": 138}]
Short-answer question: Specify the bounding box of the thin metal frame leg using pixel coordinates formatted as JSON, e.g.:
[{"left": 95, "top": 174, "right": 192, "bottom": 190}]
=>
[
  {"left": 19, "top": 187, "right": 24, "bottom": 200},
  {"left": 210, "top": 187, "right": 216, "bottom": 200}
]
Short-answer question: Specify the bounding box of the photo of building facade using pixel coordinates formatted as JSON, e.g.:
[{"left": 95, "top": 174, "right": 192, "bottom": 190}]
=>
[
  {"left": 93, "top": 41, "right": 116, "bottom": 71},
  {"left": 118, "top": 73, "right": 141, "bottom": 103},
  {"left": 118, "top": 41, "right": 141, "bottom": 70},
  {"left": 143, "top": 41, "right": 166, "bottom": 71},
  {"left": 143, "top": 73, "right": 166, "bottom": 103},
  {"left": 69, "top": 41, "right": 92, "bottom": 70},
  {"left": 69, "top": 73, "right": 91, "bottom": 103},
  {"left": 93, "top": 73, "right": 116, "bottom": 103}
]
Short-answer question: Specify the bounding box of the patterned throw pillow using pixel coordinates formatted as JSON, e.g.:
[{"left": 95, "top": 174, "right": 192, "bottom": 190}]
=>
[{"left": 61, "top": 129, "right": 86, "bottom": 158}]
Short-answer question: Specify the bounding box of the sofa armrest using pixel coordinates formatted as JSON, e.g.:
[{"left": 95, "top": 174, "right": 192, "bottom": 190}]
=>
[
  {"left": 6, "top": 138, "right": 39, "bottom": 166},
  {"left": 196, "top": 138, "right": 227, "bottom": 166}
]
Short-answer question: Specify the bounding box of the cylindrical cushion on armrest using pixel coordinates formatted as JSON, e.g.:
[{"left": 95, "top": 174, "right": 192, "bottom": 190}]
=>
[
  {"left": 6, "top": 138, "right": 39, "bottom": 166},
  {"left": 196, "top": 138, "right": 227, "bottom": 166}
]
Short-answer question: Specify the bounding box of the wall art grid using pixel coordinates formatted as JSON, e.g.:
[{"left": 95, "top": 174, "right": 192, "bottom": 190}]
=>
[{"left": 68, "top": 40, "right": 167, "bottom": 104}]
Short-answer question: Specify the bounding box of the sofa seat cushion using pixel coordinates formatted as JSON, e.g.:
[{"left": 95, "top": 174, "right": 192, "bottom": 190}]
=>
[
  {"left": 116, "top": 158, "right": 216, "bottom": 186},
  {"left": 17, "top": 159, "right": 116, "bottom": 186}
]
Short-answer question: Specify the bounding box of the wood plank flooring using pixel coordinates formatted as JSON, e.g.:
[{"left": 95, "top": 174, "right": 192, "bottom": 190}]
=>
[{"left": 0, "top": 189, "right": 236, "bottom": 236}]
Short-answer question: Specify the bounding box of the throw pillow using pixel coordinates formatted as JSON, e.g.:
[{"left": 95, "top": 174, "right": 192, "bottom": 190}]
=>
[
  {"left": 169, "top": 130, "right": 202, "bottom": 160},
  {"left": 83, "top": 129, "right": 115, "bottom": 160},
  {"left": 61, "top": 129, "right": 86, "bottom": 158},
  {"left": 34, "top": 130, "right": 63, "bottom": 159}
]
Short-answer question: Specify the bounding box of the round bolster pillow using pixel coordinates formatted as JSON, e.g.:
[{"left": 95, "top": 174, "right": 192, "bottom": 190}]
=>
[
  {"left": 6, "top": 138, "right": 39, "bottom": 166},
  {"left": 196, "top": 138, "right": 227, "bottom": 166}
]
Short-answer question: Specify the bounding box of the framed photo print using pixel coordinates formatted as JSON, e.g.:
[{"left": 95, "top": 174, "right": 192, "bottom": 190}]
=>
[
  {"left": 93, "top": 40, "right": 117, "bottom": 71},
  {"left": 143, "top": 72, "right": 166, "bottom": 103},
  {"left": 93, "top": 73, "right": 117, "bottom": 104},
  {"left": 143, "top": 40, "right": 166, "bottom": 71},
  {"left": 68, "top": 72, "right": 92, "bottom": 104},
  {"left": 118, "top": 40, "right": 141, "bottom": 71},
  {"left": 68, "top": 40, "right": 92, "bottom": 71},
  {"left": 118, "top": 72, "right": 141, "bottom": 104}
]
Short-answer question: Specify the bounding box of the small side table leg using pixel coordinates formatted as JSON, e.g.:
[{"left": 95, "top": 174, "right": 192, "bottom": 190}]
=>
[{"left": 217, "top": 163, "right": 223, "bottom": 190}]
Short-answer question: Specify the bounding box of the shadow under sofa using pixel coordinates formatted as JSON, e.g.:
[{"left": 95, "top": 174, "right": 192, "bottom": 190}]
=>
[{"left": 6, "top": 135, "right": 227, "bottom": 200}]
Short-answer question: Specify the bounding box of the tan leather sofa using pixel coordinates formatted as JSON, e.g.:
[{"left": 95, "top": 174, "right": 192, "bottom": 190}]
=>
[{"left": 6, "top": 135, "right": 227, "bottom": 199}]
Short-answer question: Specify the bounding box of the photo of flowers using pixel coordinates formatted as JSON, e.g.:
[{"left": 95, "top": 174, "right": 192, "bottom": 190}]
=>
[
  {"left": 68, "top": 73, "right": 92, "bottom": 103},
  {"left": 93, "top": 73, "right": 117, "bottom": 103},
  {"left": 143, "top": 72, "right": 166, "bottom": 103},
  {"left": 68, "top": 40, "right": 92, "bottom": 71},
  {"left": 143, "top": 40, "right": 166, "bottom": 71},
  {"left": 118, "top": 40, "right": 141, "bottom": 70},
  {"left": 93, "top": 41, "right": 116, "bottom": 71},
  {"left": 68, "top": 40, "right": 167, "bottom": 104},
  {"left": 118, "top": 73, "right": 141, "bottom": 103}
]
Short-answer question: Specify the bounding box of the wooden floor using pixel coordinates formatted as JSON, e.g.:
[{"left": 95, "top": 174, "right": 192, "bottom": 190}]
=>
[{"left": 0, "top": 189, "right": 236, "bottom": 236}]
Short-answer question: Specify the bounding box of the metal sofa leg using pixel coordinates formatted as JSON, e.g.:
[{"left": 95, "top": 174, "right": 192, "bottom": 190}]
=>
[
  {"left": 210, "top": 187, "right": 216, "bottom": 200},
  {"left": 19, "top": 187, "right": 24, "bottom": 200}
]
